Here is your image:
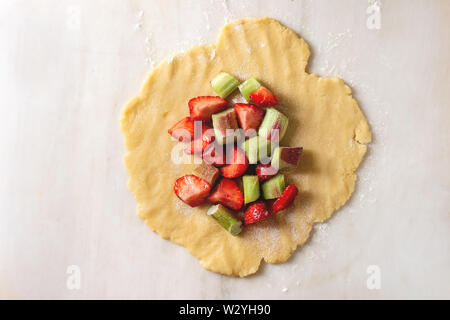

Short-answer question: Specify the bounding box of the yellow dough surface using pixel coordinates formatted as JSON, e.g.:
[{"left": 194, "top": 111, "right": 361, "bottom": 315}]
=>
[{"left": 121, "top": 18, "right": 371, "bottom": 277}]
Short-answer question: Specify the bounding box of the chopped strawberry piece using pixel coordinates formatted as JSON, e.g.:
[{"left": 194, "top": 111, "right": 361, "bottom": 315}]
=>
[
  {"left": 256, "top": 163, "right": 278, "bottom": 181},
  {"left": 189, "top": 96, "right": 228, "bottom": 121},
  {"left": 265, "top": 199, "right": 276, "bottom": 211},
  {"left": 203, "top": 143, "right": 226, "bottom": 167},
  {"left": 272, "top": 185, "right": 298, "bottom": 213},
  {"left": 234, "top": 103, "right": 265, "bottom": 136},
  {"left": 185, "top": 126, "right": 215, "bottom": 155},
  {"left": 174, "top": 175, "right": 211, "bottom": 207},
  {"left": 168, "top": 117, "right": 195, "bottom": 141},
  {"left": 244, "top": 201, "right": 271, "bottom": 225},
  {"left": 220, "top": 147, "right": 249, "bottom": 178},
  {"left": 207, "top": 178, "right": 244, "bottom": 210},
  {"left": 249, "top": 86, "right": 278, "bottom": 107}
]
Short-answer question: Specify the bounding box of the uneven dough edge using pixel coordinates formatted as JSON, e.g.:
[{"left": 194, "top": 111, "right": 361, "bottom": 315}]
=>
[{"left": 120, "top": 17, "right": 372, "bottom": 277}]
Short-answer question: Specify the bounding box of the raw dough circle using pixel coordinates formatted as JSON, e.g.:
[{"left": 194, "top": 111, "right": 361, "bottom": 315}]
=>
[{"left": 121, "top": 18, "right": 371, "bottom": 277}]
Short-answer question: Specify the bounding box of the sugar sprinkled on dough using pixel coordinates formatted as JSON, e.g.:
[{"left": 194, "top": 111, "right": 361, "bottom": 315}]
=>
[{"left": 174, "top": 199, "right": 196, "bottom": 215}]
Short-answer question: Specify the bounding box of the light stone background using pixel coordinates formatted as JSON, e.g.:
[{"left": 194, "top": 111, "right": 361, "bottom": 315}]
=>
[{"left": 0, "top": 0, "right": 449, "bottom": 299}]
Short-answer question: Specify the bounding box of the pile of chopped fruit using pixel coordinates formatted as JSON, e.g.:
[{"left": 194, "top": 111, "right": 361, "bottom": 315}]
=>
[{"left": 168, "top": 72, "right": 303, "bottom": 236}]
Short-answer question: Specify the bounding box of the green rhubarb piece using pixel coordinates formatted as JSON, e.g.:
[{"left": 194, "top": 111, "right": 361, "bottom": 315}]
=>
[
  {"left": 262, "top": 174, "right": 285, "bottom": 200},
  {"left": 193, "top": 162, "right": 220, "bottom": 186},
  {"left": 258, "top": 107, "right": 289, "bottom": 143},
  {"left": 211, "top": 72, "right": 240, "bottom": 98},
  {"left": 243, "top": 175, "right": 260, "bottom": 204},
  {"left": 207, "top": 204, "right": 242, "bottom": 236},
  {"left": 239, "top": 77, "right": 261, "bottom": 101},
  {"left": 212, "top": 108, "right": 240, "bottom": 144},
  {"left": 271, "top": 147, "right": 303, "bottom": 171},
  {"left": 241, "top": 136, "right": 272, "bottom": 164}
]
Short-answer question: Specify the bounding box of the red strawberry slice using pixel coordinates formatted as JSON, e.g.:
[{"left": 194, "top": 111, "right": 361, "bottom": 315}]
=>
[
  {"left": 272, "top": 184, "right": 299, "bottom": 213},
  {"left": 244, "top": 201, "right": 271, "bottom": 225},
  {"left": 174, "top": 175, "right": 211, "bottom": 207},
  {"left": 207, "top": 178, "right": 244, "bottom": 210},
  {"left": 189, "top": 96, "right": 228, "bottom": 121},
  {"left": 168, "top": 117, "right": 195, "bottom": 141},
  {"left": 249, "top": 86, "right": 278, "bottom": 107},
  {"left": 220, "top": 147, "right": 249, "bottom": 178},
  {"left": 234, "top": 103, "right": 265, "bottom": 136},
  {"left": 203, "top": 143, "right": 226, "bottom": 167},
  {"left": 185, "top": 126, "right": 215, "bottom": 155},
  {"left": 256, "top": 163, "right": 278, "bottom": 181}
]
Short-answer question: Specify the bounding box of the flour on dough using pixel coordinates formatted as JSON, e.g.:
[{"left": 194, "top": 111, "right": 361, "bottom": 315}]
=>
[{"left": 121, "top": 18, "right": 371, "bottom": 277}]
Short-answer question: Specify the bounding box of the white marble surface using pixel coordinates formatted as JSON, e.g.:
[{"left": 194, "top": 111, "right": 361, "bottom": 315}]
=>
[{"left": 0, "top": 0, "right": 449, "bottom": 299}]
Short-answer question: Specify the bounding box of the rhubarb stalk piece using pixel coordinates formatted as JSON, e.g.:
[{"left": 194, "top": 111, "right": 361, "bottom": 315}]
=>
[
  {"left": 258, "top": 107, "right": 289, "bottom": 143},
  {"left": 243, "top": 175, "right": 260, "bottom": 204},
  {"left": 262, "top": 174, "right": 285, "bottom": 199},
  {"left": 193, "top": 162, "right": 220, "bottom": 186},
  {"left": 211, "top": 72, "right": 240, "bottom": 98},
  {"left": 239, "top": 77, "right": 261, "bottom": 101},
  {"left": 241, "top": 136, "right": 272, "bottom": 164},
  {"left": 212, "top": 108, "right": 240, "bottom": 144},
  {"left": 271, "top": 147, "right": 303, "bottom": 171},
  {"left": 207, "top": 204, "right": 242, "bottom": 236}
]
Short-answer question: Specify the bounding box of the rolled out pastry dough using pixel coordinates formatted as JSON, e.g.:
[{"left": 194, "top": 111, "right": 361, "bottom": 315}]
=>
[{"left": 121, "top": 18, "right": 371, "bottom": 277}]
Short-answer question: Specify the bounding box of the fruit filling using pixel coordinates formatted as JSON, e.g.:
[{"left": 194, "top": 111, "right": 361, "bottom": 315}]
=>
[
  {"left": 168, "top": 73, "right": 302, "bottom": 235},
  {"left": 262, "top": 174, "right": 285, "bottom": 200},
  {"left": 212, "top": 108, "right": 240, "bottom": 145},
  {"left": 168, "top": 117, "right": 196, "bottom": 142},
  {"left": 234, "top": 103, "right": 265, "bottom": 136},
  {"left": 244, "top": 201, "right": 271, "bottom": 225},
  {"left": 250, "top": 86, "right": 278, "bottom": 107},
  {"left": 185, "top": 125, "right": 215, "bottom": 155},
  {"left": 189, "top": 96, "right": 228, "bottom": 121},
  {"left": 211, "top": 72, "right": 240, "bottom": 98},
  {"left": 208, "top": 204, "right": 242, "bottom": 236},
  {"left": 243, "top": 175, "right": 260, "bottom": 204},
  {"left": 220, "top": 147, "right": 249, "bottom": 179},
  {"left": 207, "top": 178, "right": 244, "bottom": 211},
  {"left": 239, "top": 77, "right": 261, "bottom": 101},
  {"left": 271, "top": 147, "right": 303, "bottom": 171},
  {"left": 241, "top": 136, "right": 272, "bottom": 164},
  {"left": 174, "top": 175, "right": 211, "bottom": 207},
  {"left": 259, "top": 107, "right": 289, "bottom": 142},
  {"left": 193, "top": 162, "right": 220, "bottom": 186}
]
